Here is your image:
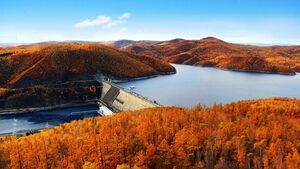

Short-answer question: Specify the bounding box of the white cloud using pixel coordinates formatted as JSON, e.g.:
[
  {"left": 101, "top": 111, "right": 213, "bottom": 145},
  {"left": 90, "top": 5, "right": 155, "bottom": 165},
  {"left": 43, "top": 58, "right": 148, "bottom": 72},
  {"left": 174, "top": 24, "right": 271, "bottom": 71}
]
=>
[
  {"left": 75, "top": 16, "right": 111, "bottom": 28},
  {"left": 75, "top": 12, "right": 131, "bottom": 28},
  {"left": 119, "top": 12, "right": 131, "bottom": 20},
  {"left": 104, "top": 20, "right": 123, "bottom": 29}
]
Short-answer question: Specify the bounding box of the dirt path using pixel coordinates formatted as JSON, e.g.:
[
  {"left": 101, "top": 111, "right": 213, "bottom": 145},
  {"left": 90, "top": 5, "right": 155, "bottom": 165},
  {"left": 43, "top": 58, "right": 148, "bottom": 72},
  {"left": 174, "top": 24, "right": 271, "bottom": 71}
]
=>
[{"left": 8, "top": 57, "right": 46, "bottom": 85}]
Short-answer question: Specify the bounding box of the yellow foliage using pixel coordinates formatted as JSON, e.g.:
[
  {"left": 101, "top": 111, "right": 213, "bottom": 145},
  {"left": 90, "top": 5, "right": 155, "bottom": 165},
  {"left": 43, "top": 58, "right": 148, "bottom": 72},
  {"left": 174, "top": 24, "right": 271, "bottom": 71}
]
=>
[
  {"left": 82, "top": 161, "right": 97, "bottom": 169},
  {"left": 0, "top": 98, "right": 299, "bottom": 169}
]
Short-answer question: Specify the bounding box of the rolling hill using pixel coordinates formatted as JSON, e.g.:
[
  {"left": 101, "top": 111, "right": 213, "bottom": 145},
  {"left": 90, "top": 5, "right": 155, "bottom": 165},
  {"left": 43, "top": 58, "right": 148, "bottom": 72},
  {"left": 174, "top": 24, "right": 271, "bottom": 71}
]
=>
[
  {"left": 0, "top": 98, "right": 299, "bottom": 169},
  {"left": 117, "top": 37, "right": 300, "bottom": 75},
  {"left": 0, "top": 43, "right": 175, "bottom": 88},
  {"left": 0, "top": 43, "right": 175, "bottom": 109}
]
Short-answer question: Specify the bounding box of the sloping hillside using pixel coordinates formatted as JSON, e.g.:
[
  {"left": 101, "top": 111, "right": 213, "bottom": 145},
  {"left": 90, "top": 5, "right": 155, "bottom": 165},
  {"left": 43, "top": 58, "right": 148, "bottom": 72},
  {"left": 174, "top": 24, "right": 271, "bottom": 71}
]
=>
[
  {"left": 121, "top": 37, "right": 300, "bottom": 75},
  {"left": 0, "top": 81, "right": 100, "bottom": 110},
  {"left": 0, "top": 98, "right": 299, "bottom": 169},
  {"left": 0, "top": 43, "right": 175, "bottom": 88}
]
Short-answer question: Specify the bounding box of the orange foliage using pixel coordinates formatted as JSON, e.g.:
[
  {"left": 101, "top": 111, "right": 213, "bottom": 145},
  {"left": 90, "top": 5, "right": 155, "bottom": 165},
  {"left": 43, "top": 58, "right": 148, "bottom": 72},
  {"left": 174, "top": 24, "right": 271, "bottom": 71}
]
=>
[
  {"left": 0, "top": 43, "right": 175, "bottom": 88},
  {"left": 0, "top": 82, "right": 100, "bottom": 109},
  {"left": 0, "top": 88, "right": 9, "bottom": 97},
  {"left": 0, "top": 98, "right": 299, "bottom": 169},
  {"left": 122, "top": 37, "right": 300, "bottom": 75}
]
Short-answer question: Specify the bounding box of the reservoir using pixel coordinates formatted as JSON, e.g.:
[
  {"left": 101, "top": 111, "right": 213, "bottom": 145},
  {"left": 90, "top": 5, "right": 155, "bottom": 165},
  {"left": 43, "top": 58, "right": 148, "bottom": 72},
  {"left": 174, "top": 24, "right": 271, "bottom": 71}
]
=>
[
  {"left": 118, "top": 64, "right": 300, "bottom": 107},
  {"left": 1, "top": 64, "right": 300, "bottom": 134},
  {"left": 0, "top": 104, "right": 99, "bottom": 135}
]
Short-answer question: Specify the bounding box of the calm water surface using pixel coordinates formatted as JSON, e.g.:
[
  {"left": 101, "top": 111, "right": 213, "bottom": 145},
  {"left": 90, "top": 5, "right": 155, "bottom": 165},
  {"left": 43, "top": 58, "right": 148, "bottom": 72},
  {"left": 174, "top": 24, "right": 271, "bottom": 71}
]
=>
[
  {"left": 0, "top": 105, "right": 99, "bottom": 134},
  {"left": 119, "top": 64, "right": 300, "bottom": 107}
]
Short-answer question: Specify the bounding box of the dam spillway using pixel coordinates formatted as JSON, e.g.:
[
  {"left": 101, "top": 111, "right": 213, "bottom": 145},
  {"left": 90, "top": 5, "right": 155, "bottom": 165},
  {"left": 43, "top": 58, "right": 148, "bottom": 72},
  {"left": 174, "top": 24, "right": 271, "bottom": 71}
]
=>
[{"left": 99, "top": 81, "right": 160, "bottom": 113}]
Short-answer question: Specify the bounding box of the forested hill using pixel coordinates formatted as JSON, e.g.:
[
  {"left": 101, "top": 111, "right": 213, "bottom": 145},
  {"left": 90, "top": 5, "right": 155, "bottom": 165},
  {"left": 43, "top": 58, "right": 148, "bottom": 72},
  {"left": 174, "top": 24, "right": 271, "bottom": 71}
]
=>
[
  {"left": 0, "top": 43, "right": 175, "bottom": 88},
  {"left": 0, "top": 98, "right": 299, "bottom": 169},
  {"left": 118, "top": 37, "right": 300, "bottom": 75}
]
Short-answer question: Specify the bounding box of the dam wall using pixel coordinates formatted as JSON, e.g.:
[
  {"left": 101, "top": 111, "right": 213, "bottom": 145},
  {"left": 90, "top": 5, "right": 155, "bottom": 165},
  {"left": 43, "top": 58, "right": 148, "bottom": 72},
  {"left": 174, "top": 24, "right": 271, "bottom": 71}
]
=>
[{"left": 100, "top": 81, "right": 160, "bottom": 112}]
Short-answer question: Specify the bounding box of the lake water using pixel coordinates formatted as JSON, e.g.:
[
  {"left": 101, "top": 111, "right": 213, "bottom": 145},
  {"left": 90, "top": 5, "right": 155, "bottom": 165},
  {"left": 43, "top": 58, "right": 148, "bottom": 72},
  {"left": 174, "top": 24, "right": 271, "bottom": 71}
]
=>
[
  {"left": 0, "top": 104, "right": 99, "bottom": 134},
  {"left": 118, "top": 64, "right": 300, "bottom": 107},
  {"left": 1, "top": 64, "right": 299, "bottom": 135}
]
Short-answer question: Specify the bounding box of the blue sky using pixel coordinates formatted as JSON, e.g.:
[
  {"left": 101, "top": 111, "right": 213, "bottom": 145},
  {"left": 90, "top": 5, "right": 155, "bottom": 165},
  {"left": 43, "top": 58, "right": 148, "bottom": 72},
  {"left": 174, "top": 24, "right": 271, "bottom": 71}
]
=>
[{"left": 1, "top": 0, "right": 300, "bottom": 44}]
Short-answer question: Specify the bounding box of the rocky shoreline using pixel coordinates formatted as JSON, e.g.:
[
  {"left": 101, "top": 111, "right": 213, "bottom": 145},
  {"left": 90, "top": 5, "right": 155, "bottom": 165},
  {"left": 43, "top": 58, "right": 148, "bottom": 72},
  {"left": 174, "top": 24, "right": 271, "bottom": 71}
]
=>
[{"left": 218, "top": 67, "right": 297, "bottom": 76}]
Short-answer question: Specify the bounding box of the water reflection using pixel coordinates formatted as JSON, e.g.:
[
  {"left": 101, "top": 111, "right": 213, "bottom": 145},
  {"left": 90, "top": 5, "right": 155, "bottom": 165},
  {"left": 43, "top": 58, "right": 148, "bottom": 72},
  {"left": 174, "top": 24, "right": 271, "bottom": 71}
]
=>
[
  {"left": 0, "top": 104, "right": 99, "bottom": 134},
  {"left": 119, "top": 64, "right": 300, "bottom": 107}
]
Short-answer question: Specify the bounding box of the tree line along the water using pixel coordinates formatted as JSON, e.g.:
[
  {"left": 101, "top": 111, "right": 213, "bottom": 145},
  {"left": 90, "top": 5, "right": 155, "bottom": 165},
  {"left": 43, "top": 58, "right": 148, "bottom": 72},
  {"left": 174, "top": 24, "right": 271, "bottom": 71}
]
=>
[{"left": 0, "top": 98, "right": 299, "bottom": 169}]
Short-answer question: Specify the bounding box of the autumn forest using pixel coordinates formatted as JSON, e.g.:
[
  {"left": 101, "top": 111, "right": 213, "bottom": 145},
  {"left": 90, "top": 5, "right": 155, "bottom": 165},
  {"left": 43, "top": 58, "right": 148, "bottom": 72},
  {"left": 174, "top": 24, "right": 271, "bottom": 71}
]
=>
[
  {"left": 0, "top": 98, "right": 299, "bottom": 169},
  {"left": 1, "top": 1, "right": 300, "bottom": 169}
]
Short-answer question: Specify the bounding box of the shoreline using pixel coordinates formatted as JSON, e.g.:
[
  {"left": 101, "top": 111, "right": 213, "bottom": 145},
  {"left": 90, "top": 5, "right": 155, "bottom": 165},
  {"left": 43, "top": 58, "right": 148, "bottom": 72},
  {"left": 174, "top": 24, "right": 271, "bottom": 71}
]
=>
[
  {"left": 0, "top": 100, "right": 98, "bottom": 115},
  {"left": 190, "top": 64, "right": 297, "bottom": 76},
  {"left": 220, "top": 68, "right": 296, "bottom": 76},
  {"left": 112, "top": 71, "right": 176, "bottom": 83},
  {"left": 0, "top": 128, "right": 44, "bottom": 138}
]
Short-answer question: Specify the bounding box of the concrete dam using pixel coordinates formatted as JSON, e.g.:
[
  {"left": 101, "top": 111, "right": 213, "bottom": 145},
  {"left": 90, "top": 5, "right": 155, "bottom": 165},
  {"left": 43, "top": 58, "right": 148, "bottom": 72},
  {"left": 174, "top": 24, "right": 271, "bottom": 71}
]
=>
[{"left": 98, "top": 81, "right": 160, "bottom": 114}]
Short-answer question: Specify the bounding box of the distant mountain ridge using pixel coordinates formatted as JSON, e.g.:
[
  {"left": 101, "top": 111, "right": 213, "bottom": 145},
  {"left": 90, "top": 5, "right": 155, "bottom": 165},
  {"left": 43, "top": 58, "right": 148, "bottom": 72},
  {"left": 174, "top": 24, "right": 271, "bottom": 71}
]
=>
[
  {"left": 0, "top": 43, "right": 29, "bottom": 47},
  {"left": 2, "top": 38, "right": 300, "bottom": 75},
  {"left": 102, "top": 40, "right": 159, "bottom": 48},
  {"left": 113, "top": 37, "right": 300, "bottom": 75}
]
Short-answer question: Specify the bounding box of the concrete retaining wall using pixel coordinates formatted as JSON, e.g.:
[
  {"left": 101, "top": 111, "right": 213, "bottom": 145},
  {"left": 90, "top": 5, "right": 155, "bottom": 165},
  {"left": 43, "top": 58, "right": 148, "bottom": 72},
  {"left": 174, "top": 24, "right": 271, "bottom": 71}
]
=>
[{"left": 100, "top": 81, "right": 159, "bottom": 112}]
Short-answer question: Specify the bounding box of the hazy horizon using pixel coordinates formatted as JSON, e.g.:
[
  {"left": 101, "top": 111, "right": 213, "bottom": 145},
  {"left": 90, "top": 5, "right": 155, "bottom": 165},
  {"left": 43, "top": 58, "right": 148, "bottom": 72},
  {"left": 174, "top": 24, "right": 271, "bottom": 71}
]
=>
[{"left": 0, "top": 37, "right": 299, "bottom": 47}]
